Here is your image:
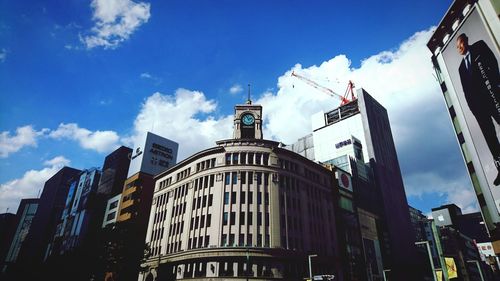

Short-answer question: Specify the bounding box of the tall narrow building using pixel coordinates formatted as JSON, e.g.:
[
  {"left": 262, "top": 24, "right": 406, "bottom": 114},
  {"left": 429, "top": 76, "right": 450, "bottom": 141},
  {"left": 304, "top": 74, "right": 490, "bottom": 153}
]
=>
[
  {"left": 427, "top": 0, "right": 500, "bottom": 254},
  {"left": 290, "top": 89, "right": 418, "bottom": 279},
  {"left": 16, "top": 167, "right": 81, "bottom": 272}
]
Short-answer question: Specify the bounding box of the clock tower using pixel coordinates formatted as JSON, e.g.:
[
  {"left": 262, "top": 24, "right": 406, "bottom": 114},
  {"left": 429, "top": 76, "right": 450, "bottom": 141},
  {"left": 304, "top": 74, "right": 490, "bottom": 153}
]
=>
[{"left": 234, "top": 100, "right": 263, "bottom": 140}]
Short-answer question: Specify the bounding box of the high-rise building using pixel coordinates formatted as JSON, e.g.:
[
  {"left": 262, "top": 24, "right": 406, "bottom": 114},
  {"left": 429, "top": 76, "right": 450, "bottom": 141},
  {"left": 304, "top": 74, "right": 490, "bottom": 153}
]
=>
[
  {"left": 427, "top": 0, "right": 500, "bottom": 251},
  {"left": 0, "top": 213, "right": 16, "bottom": 269},
  {"left": 47, "top": 168, "right": 101, "bottom": 256},
  {"left": 16, "top": 167, "right": 80, "bottom": 268},
  {"left": 97, "top": 146, "right": 132, "bottom": 196},
  {"left": 290, "top": 89, "right": 418, "bottom": 279},
  {"left": 139, "top": 101, "right": 342, "bottom": 281},
  {"left": 2, "top": 199, "right": 39, "bottom": 274},
  {"left": 103, "top": 132, "right": 178, "bottom": 281}
]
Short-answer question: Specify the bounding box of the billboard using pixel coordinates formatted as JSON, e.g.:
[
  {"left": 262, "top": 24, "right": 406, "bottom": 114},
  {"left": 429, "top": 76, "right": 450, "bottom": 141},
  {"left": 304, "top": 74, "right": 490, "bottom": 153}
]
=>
[
  {"left": 127, "top": 132, "right": 179, "bottom": 178},
  {"left": 440, "top": 6, "right": 500, "bottom": 214}
]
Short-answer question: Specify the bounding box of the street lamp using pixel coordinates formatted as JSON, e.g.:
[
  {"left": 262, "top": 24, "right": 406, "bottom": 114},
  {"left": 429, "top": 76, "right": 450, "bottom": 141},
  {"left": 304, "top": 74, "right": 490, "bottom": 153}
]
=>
[
  {"left": 308, "top": 254, "right": 317, "bottom": 281},
  {"left": 382, "top": 269, "right": 391, "bottom": 281},
  {"left": 415, "top": 241, "right": 437, "bottom": 281},
  {"left": 466, "top": 260, "right": 485, "bottom": 281}
]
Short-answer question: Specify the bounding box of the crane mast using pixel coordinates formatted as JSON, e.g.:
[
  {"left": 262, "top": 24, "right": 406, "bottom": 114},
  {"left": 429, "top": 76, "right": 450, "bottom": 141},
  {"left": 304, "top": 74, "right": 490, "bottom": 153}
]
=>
[{"left": 291, "top": 71, "right": 355, "bottom": 106}]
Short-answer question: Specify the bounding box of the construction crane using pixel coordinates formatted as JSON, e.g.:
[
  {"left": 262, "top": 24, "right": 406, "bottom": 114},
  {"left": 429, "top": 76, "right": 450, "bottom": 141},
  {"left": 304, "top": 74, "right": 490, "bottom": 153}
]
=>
[{"left": 291, "top": 71, "right": 356, "bottom": 106}]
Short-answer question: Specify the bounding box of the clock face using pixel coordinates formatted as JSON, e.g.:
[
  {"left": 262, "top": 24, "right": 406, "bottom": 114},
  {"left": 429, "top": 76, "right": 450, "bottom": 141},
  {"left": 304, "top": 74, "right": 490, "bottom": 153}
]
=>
[{"left": 242, "top": 114, "right": 255, "bottom": 125}]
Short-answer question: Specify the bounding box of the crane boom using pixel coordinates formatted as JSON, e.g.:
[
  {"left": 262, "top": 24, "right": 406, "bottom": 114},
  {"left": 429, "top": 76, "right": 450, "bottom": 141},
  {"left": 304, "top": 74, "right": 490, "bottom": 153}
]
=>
[{"left": 291, "top": 71, "right": 353, "bottom": 105}]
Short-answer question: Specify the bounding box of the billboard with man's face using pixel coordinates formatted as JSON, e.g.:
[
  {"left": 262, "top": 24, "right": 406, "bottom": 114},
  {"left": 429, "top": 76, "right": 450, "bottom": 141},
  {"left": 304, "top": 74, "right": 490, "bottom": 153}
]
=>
[{"left": 440, "top": 6, "right": 500, "bottom": 215}]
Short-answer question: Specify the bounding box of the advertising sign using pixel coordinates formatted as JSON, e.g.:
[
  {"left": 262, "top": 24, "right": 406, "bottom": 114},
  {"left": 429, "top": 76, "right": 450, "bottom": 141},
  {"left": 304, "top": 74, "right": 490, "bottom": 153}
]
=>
[
  {"left": 336, "top": 170, "right": 353, "bottom": 192},
  {"left": 127, "top": 132, "right": 179, "bottom": 178},
  {"left": 441, "top": 6, "right": 500, "bottom": 212}
]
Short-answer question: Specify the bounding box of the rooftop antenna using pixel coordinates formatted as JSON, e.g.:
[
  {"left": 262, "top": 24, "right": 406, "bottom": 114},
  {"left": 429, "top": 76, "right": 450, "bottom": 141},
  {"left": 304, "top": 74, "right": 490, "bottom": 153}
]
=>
[{"left": 246, "top": 84, "right": 252, "bottom": 104}]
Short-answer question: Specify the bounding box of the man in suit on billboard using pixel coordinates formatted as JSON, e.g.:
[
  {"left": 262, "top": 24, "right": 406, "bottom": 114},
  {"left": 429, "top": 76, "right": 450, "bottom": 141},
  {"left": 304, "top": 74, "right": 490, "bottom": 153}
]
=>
[{"left": 457, "top": 33, "right": 500, "bottom": 184}]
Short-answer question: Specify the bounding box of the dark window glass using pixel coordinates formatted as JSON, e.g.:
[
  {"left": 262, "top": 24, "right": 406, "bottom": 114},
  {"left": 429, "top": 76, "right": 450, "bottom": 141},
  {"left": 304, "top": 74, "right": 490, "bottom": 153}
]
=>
[
  {"left": 225, "top": 173, "right": 230, "bottom": 185},
  {"left": 232, "top": 172, "right": 238, "bottom": 184},
  {"left": 231, "top": 191, "right": 237, "bottom": 204},
  {"left": 200, "top": 215, "right": 205, "bottom": 228},
  {"left": 223, "top": 212, "right": 228, "bottom": 225},
  {"left": 240, "top": 212, "right": 245, "bottom": 225},
  {"left": 224, "top": 192, "right": 229, "bottom": 205},
  {"left": 230, "top": 212, "right": 236, "bottom": 225},
  {"left": 240, "top": 191, "right": 246, "bottom": 204},
  {"left": 248, "top": 191, "right": 253, "bottom": 204},
  {"left": 207, "top": 214, "right": 211, "bottom": 227},
  {"left": 248, "top": 212, "right": 253, "bottom": 225}
]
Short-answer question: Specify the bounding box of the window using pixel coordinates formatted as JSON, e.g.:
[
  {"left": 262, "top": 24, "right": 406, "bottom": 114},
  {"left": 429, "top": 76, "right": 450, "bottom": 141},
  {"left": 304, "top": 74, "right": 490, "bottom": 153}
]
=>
[
  {"left": 221, "top": 234, "right": 227, "bottom": 246},
  {"left": 247, "top": 234, "right": 253, "bottom": 246},
  {"left": 248, "top": 153, "right": 254, "bottom": 164},
  {"left": 257, "top": 212, "right": 262, "bottom": 226},
  {"left": 255, "top": 153, "right": 261, "bottom": 165},
  {"left": 241, "top": 172, "right": 246, "bottom": 184},
  {"left": 110, "top": 200, "right": 118, "bottom": 209},
  {"left": 225, "top": 173, "right": 230, "bottom": 185},
  {"left": 241, "top": 152, "right": 247, "bottom": 164},
  {"left": 230, "top": 212, "right": 236, "bottom": 225},
  {"left": 256, "top": 173, "right": 262, "bottom": 185},
  {"left": 195, "top": 216, "right": 199, "bottom": 229},
  {"left": 208, "top": 194, "right": 213, "bottom": 207},
  {"left": 231, "top": 192, "right": 237, "bottom": 204},
  {"left": 226, "top": 154, "right": 231, "bottom": 164},
  {"left": 263, "top": 154, "right": 269, "bottom": 165},
  {"left": 223, "top": 212, "right": 228, "bottom": 225},
  {"left": 264, "top": 173, "right": 269, "bottom": 185},
  {"left": 205, "top": 235, "right": 210, "bottom": 247},
  {"left": 202, "top": 195, "right": 207, "bottom": 208},
  {"left": 257, "top": 192, "right": 262, "bottom": 205},
  {"left": 248, "top": 172, "right": 253, "bottom": 184},
  {"left": 233, "top": 153, "right": 239, "bottom": 164},
  {"left": 240, "top": 191, "right": 246, "bottom": 204},
  {"left": 248, "top": 212, "right": 253, "bottom": 225},
  {"left": 240, "top": 212, "right": 245, "bottom": 225},
  {"left": 200, "top": 215, "right": 205, "bottom": 228},
  {"left": 229, "top": 234, "right": 235, "bottom": 246},
  {"left": 206, "top": 214, "right": 211, "bottom": 227},
  {"left": 265, "top": 192, "right": 269, "bottom": 205},
  {"left": 232, "top": 172, "right": 238, "bottom": 184},
  {"left": 248, "top": 192, "right": 253, "bottom": 204},
  {"left": 209, "top": 174, "right": 214, "bottom": 187},
  {"left": 239, "top": 234, "right": 245, "bottom": 246},
  {"left": 106, "top": 212, "right": 116, "bottom": 221},
  {"left": 224, "top": 192, "right": 230, "bottom": 205}
]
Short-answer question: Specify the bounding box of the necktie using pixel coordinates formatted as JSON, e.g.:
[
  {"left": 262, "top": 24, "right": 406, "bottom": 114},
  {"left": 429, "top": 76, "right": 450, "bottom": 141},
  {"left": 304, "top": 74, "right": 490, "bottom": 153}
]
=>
[{"left": 465, "top": 54, "right": 471, "bottom": 70}]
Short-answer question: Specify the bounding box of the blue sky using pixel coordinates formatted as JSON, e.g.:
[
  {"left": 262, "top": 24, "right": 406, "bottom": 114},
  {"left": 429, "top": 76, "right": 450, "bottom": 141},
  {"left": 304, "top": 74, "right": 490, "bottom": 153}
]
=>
[{"left": 0, "top": 0, "right": 473, "bottom": 216}]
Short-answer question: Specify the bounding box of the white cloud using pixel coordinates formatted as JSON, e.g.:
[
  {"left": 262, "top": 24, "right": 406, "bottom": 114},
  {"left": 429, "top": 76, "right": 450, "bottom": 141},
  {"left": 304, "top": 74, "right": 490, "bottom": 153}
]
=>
[
  {"left": 140, "top": 72, "right": 152, "bottom": 79},
  {"left": 256, "top": 27, "right": 474, "bottom": 212},
  {"left": 229, "top": 84, "right": 243, "bottom": 95},
  {"left": 0, "top": 48, "right": 6, "bottom": 62},
  {"left": 128, "top": 89, "right": 233, "bottom": 160},
  {"left": 81, "top": 0, "right": 151, "bottom": 49},
  {"left": 0, "top": 126, "right": 48, "bottom": 158},
  {"left": 0, "top": 156, "right": 70, "bottom": 213},
  {"left": 49, "top": 123, "right": 120, "bottom": 153},
  {"left": 404, "top": 172, "right": 478, "bottom": 213}
]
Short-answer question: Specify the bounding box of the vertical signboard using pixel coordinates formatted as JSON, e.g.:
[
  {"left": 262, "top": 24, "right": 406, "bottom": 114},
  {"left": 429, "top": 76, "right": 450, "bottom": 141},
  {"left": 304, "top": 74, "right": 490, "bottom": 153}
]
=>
[
  {"left": 440, "top": 6, "right": 500, "bottom": 214},
  {"left": 127, "top": 132, "right": 179, "bottom": 178}
]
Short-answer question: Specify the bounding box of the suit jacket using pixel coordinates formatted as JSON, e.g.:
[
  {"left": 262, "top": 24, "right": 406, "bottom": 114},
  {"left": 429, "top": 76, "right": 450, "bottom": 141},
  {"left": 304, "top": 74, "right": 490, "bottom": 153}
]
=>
[{"left": 458, "top": 40, "right": 500, "bottom": 119}]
